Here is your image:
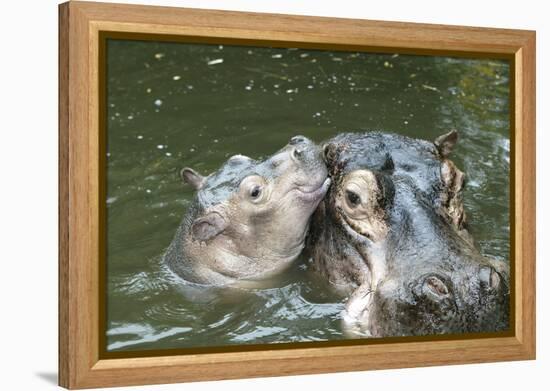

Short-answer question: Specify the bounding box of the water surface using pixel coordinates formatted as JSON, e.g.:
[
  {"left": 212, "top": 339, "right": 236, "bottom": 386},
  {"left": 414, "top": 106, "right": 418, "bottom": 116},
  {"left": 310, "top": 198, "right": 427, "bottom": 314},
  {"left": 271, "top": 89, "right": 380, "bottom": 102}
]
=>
[{"left": 106, "top": 40, "right": 510, "bottom": 352}]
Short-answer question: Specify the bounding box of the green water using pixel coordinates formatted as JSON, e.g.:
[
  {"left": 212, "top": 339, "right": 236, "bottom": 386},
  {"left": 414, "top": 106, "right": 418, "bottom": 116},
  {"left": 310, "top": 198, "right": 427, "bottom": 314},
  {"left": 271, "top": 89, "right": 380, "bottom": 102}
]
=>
[{"left": 105, "top": 39, "right": 510, "bottom": 352}]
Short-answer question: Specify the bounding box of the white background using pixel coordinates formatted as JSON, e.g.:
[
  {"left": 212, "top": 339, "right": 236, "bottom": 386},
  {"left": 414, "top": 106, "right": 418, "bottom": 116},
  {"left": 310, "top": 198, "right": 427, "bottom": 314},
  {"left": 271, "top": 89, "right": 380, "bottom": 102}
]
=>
[{"left": 0, "top": 0, "right": 546, "bottom": 389}]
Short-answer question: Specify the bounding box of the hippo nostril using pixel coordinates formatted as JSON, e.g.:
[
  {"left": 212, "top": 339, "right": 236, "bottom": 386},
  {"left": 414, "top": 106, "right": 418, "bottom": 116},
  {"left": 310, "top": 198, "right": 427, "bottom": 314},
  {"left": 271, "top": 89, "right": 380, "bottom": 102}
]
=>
[
  {"left": 293, "top": 147, "right": 304, "bottom": 159},
  {"left": 290, "top": 135, "right": 306, "bottom": 145},
  {"left": 479, "top": 266, "right": 501, "bottom": 290},
  {"left": 422, "top": 275, "right": 450, "bottom": 299}
]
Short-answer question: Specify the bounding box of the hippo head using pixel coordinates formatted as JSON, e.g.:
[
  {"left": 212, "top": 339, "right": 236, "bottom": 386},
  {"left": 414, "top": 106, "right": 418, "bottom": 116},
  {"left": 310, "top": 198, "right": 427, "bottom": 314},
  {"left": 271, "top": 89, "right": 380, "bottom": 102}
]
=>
[
  {"left": 167, "top": 135, "right": 330, "bottom": 285},
  {"left": 308, "top": 131, "right": 510, "bottom": 337}
]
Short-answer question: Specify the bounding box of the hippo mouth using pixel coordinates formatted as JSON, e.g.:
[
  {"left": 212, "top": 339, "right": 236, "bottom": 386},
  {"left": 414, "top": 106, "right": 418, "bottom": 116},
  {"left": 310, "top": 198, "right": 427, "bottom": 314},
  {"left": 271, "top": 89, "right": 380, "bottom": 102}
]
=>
[{"left": 295, "top": 177, "right": 331, "bottom": 202}]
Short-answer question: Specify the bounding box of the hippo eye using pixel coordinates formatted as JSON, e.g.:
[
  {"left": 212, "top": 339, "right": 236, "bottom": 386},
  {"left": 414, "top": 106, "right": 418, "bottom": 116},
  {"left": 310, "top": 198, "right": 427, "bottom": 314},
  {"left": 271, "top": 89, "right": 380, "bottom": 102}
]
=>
[
  {"left": 250, "top": 185, "right": 262, "bottom": 199},
  {"left": 346, "top": 190, "right": 361, "bottom": 207},
  {"left": 240, "top": 175, "right": 267, "bottom": 203}
]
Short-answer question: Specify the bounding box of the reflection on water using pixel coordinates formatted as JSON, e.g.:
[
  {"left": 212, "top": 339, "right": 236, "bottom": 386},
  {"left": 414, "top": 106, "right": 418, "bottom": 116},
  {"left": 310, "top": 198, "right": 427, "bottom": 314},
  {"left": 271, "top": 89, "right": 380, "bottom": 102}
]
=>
[{"left": 106, "top": 40, "right": 510, "bottom": 352}]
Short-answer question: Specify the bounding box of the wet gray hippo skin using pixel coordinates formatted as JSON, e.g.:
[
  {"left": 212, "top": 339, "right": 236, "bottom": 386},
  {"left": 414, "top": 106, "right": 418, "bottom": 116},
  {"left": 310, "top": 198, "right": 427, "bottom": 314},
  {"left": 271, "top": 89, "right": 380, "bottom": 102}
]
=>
[
  {"left": 307, "top": 131, "right": 509, "bottom": 337},
  {"left": 165, "top": 136, "right": 330, "bottom": 286}
]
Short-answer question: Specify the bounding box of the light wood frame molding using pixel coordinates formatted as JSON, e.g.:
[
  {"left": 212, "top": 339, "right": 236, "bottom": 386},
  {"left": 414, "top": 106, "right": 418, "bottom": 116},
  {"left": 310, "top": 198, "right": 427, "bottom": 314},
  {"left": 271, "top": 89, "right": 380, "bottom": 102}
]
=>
[{"left": 59, "top": 1, "right": 536, "bottom": 389}]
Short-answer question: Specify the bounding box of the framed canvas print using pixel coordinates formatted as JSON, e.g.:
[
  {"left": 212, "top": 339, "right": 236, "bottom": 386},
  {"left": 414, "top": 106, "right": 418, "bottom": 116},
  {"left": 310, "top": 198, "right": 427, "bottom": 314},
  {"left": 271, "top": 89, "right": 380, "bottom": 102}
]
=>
[{"left": 58, "top": 1, "right": 536, "bottom": 389}]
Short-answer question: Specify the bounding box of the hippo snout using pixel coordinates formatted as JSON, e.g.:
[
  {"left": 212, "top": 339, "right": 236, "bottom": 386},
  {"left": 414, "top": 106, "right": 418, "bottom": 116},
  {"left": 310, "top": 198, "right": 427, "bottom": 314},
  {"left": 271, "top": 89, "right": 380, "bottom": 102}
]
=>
[{"left": 287, "top": 135, "right": 324, "bottom": 166}]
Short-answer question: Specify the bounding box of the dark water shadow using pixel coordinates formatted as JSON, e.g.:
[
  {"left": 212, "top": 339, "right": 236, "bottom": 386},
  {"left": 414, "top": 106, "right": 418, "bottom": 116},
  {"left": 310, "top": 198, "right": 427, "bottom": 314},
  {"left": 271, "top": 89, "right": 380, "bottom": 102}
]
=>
[{"left": 36, "top": 372, "right": 57, "bottom": 385}]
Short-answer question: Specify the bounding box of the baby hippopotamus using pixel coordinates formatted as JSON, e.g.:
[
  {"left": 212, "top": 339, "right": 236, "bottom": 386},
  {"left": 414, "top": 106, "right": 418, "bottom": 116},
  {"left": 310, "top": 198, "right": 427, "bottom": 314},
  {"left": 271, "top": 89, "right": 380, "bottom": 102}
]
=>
[
  {"left": 165, "top": 136, "right": 330, "bottom": 286},
  {"left": 307, "top": 131, "right": 510, "bottom": 337}
]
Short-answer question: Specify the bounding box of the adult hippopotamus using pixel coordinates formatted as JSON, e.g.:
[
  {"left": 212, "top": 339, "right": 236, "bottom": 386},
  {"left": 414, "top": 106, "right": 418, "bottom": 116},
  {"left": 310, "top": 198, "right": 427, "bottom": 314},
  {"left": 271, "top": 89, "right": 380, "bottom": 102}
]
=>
[
  {"left": 306, "top": 131, "right": 510, "bottom": 337},
  {"left": 165, "top": 135, "right": 330, "bottom": 286}
]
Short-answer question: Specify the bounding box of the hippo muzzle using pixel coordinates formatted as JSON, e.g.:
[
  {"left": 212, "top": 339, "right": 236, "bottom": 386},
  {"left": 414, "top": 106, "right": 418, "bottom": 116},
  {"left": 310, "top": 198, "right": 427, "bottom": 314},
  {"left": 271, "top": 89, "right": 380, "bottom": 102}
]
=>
[{"left": 365, "top": 263, "right": 510, "bottom": 337}]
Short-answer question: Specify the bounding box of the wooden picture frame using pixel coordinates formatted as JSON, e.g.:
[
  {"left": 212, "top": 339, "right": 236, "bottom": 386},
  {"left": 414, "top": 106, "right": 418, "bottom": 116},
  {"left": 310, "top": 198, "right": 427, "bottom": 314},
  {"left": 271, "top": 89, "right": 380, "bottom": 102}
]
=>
[{"left": 59, "top": 1, "right": 536, "bottom": 389}]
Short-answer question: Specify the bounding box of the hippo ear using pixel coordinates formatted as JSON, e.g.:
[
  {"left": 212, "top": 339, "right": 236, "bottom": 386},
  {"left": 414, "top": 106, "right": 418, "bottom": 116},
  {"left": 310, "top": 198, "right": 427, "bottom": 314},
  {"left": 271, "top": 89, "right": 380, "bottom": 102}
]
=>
[
  {"left": 191, "top": 212, "right": 228, "bottom": 242},
  {"left": 180, "top": 167, "right": 205, "bottom": 190},
  {"left": 434, "top": 130, "right": 458, "bottom": 158}
]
